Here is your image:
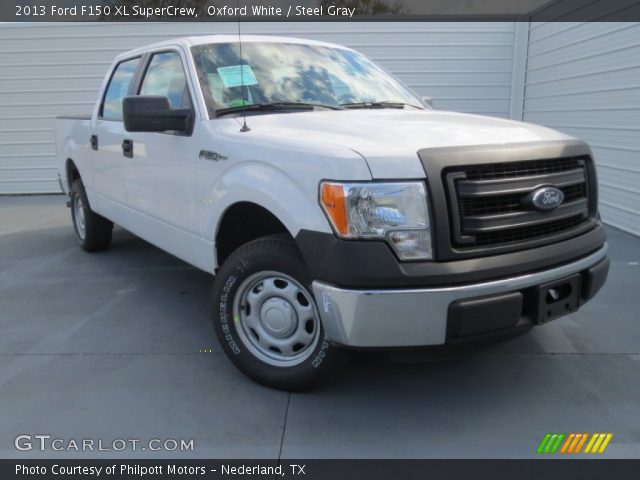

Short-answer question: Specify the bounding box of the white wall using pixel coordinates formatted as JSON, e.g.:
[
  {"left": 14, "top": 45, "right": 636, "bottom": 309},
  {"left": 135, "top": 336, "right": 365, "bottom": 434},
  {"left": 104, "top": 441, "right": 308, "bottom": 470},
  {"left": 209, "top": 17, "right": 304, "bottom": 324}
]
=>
[
  {"left": 522, "top": 22, "right": 640, "bottom": 236},
  {"left": 2, "top": 21, "right": 638, "bottom": 237},
  {"left": 0, "top": 22, "right": 518, "bottom": 194}
]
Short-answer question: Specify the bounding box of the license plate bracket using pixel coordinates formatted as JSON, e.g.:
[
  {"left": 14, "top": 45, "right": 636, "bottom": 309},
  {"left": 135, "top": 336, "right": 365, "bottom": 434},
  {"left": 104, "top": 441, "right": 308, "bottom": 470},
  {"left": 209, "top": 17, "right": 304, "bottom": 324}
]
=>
[{"left": 534, "top": 273, "right": 582, "bottom": 324}]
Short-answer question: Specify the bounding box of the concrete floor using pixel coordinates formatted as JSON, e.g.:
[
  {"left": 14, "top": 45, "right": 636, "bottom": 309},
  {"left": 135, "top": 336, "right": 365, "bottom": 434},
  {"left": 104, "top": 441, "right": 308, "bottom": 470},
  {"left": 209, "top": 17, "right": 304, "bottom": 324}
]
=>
[{"left": 0, "top": 195, "right": 639, "bottom": 459}]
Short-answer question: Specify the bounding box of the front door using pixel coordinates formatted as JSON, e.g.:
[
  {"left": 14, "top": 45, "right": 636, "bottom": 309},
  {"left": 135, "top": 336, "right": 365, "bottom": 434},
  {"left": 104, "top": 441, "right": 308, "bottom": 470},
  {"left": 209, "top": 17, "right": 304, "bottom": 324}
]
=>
[{"left": 124, "top": 50, "right": 202, "bottom": 259}]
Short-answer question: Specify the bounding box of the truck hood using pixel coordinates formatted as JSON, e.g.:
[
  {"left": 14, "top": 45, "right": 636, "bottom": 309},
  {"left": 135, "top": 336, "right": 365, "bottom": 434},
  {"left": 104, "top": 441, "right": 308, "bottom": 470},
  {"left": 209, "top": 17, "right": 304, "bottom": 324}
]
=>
[{"left": 240, "top": 109, "right": 575, "bottom": 178}]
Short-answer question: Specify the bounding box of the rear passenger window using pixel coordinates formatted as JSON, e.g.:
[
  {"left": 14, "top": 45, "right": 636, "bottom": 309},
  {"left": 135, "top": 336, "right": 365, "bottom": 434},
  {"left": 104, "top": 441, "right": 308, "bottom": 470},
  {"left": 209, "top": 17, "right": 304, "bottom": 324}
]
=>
[
  {"left": 101, "top": 57, "right": 140, "bottom": 121},
  {"left": 140, "top": 52, "right": 192, "bottom": 109}
]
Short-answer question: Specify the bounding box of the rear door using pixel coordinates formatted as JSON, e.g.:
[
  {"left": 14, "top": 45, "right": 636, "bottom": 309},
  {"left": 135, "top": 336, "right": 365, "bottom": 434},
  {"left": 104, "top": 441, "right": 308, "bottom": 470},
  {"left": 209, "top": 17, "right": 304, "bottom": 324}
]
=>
[{"left": 92, "top": 56, "right": 141, "bottom": 207}]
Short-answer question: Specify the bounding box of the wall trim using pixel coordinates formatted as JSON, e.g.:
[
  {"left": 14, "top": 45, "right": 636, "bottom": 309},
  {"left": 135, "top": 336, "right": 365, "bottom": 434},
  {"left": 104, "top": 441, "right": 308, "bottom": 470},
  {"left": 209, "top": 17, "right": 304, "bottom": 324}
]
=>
[{"left": 509, "top": 21, "right": 530, "bottom": 121}]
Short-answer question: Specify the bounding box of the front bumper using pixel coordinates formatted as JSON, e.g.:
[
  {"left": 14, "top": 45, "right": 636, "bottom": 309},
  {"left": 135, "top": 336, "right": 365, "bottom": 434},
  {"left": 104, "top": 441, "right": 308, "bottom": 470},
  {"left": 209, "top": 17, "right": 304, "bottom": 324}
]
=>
[{"left": 312, "top": 245, "right": 609, "bottom": 348}]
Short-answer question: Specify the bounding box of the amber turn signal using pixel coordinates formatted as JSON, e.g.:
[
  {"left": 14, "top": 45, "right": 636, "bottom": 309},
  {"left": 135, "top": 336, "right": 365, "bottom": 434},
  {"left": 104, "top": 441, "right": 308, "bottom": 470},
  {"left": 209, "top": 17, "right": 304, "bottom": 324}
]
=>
[{"left": 320, "top": 182, "right": 348, "bottom": 236}]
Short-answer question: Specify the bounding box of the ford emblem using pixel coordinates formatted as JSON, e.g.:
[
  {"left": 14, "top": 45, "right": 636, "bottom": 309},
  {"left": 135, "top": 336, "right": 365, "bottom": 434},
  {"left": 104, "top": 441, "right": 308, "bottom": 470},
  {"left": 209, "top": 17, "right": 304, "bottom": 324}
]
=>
[{"left": 530, "top": 186, "right": 564, "bottom": 211}]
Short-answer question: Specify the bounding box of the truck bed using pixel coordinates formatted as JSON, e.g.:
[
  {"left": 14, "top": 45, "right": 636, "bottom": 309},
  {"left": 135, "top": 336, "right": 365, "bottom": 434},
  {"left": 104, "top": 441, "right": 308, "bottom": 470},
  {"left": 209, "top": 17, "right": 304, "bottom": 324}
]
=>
[{"left": 56, "top": 114, "right": 91, "bottom": 120}]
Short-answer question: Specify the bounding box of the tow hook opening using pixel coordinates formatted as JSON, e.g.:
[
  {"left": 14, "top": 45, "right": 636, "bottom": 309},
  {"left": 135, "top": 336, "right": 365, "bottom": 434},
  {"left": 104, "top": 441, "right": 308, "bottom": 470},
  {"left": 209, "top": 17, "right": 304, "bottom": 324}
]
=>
[
  {"left": 536, "top": 273, "right": 582, "bottom": 324},
  {"left": 545, "top": 284, "right": 572, "bottom": 305}
]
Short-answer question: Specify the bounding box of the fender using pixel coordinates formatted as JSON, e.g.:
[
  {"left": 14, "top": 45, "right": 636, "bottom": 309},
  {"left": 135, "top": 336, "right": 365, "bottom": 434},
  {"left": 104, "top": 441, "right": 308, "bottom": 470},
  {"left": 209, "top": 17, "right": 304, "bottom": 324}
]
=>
[
  {"left": 57, "top": 120, "right": 98, "bottom": 204},
  {"left": 57, "top": 136, "right": 76, "bottom": 195},
  {"left": 202, "top": 161, "right": 332, "bottom": 270}
]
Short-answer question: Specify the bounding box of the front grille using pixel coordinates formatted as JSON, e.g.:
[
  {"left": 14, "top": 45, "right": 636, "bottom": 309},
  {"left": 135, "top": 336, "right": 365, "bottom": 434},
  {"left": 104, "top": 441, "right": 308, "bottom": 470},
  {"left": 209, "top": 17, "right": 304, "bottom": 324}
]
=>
[{"left": 444, "top": 156, "right": 593, "bottom": 251}]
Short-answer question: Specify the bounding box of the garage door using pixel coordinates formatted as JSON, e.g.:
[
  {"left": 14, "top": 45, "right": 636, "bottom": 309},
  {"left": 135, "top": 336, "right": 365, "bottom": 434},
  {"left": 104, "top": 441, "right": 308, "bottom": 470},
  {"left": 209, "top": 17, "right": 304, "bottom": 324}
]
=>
[
  {"left": 0, "top": 22, "right": 517, "bottom": 194},
  {"left": 523, "top": 22, "right": 640, "bottom": 235}
]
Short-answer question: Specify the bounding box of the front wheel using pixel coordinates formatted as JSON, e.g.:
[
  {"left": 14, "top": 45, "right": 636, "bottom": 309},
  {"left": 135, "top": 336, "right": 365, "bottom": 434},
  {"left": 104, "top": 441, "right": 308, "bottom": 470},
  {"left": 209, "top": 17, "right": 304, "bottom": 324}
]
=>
[{"left": 212, "top": 235, "right": 348, "bottom": 391}]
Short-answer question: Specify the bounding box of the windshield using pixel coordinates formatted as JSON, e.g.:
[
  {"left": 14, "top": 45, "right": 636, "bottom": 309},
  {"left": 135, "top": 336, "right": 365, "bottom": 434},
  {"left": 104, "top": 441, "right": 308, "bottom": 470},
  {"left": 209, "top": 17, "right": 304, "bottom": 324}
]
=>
[{"left": 191, "top": 42, "right": 423, "bottom": 116}]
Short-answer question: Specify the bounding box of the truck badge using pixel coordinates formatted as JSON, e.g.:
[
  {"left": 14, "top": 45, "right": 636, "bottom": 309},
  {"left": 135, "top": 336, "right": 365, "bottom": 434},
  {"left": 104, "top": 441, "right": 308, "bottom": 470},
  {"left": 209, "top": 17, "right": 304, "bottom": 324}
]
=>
[
  {"left": 199, "top": 150, "right": 228, "bottom": 161},
  {"left": 530, "top": 186, "right": 564, "bottom": 211}
]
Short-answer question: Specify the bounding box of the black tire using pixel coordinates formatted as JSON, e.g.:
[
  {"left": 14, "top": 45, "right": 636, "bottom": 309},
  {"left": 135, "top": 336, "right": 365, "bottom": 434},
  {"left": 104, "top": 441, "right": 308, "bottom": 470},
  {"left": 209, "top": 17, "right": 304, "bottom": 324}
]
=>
[
  {"left": 70, "top": 179, "right": 113, "bottom": 252},
  {"left": 212, "top": 235, "right": 349, "bottom": 391}
]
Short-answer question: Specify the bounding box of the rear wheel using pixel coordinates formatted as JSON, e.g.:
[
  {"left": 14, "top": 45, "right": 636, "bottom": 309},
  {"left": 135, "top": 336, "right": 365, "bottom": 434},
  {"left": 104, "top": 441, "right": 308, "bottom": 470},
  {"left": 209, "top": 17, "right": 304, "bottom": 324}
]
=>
[
  {"left": 70, "top": 179, "right": 113, "bottom": 252},
  {"left": 212, "top": 235, "right": 348, "bottom": 390}
]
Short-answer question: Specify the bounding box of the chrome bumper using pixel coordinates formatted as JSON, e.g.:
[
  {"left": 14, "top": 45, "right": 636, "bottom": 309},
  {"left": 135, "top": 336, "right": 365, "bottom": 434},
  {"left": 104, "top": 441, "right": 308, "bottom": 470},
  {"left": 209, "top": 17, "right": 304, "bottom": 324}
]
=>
[{"left": 312, "top": 245, "right": 608, "bottom": 348}]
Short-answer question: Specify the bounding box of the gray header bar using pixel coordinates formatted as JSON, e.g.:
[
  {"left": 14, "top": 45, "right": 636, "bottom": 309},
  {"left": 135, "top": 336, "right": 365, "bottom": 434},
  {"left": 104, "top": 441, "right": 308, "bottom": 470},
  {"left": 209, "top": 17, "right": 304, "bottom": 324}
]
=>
[{"left": 4, "top": 0, "right": 640, "bottom": 22}]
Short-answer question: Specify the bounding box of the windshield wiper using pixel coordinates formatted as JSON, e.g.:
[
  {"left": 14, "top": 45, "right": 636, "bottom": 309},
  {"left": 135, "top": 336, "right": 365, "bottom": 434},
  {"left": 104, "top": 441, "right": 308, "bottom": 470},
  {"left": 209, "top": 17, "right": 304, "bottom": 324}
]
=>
[
  {"left": 216, "top": 102, "right": 341, "bottom": 117},
  {"left": 340, "top": 101, "right": 423, "bottom": 110}
]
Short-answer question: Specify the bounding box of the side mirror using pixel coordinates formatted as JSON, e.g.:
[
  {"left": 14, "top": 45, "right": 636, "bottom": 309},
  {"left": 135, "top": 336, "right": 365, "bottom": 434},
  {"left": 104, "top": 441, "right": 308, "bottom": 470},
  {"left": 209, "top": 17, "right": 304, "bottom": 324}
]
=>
[
  {"left": 123, "top": 96, "right": 193, "bottom": 134},
  {"left": 422, "top": 96, "right": 434, "bottom": 108}
]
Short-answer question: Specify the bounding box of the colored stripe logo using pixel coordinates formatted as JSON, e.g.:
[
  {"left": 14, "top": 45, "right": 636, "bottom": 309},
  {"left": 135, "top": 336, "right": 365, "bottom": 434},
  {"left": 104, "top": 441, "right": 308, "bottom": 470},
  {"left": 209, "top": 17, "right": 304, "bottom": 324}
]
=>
[{"left": 537, "top": 433, "right": 613, "bottom": 454}]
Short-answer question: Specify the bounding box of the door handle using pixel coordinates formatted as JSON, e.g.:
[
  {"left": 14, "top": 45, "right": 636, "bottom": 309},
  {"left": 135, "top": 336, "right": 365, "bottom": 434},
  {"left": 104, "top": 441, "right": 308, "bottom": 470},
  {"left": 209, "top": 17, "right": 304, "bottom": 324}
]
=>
[
  {"left": 122, "top": 139, "right": 133, "bottom": 158},
  {"left": 90, "top": 134, "right": 98, "bottom": 151}
]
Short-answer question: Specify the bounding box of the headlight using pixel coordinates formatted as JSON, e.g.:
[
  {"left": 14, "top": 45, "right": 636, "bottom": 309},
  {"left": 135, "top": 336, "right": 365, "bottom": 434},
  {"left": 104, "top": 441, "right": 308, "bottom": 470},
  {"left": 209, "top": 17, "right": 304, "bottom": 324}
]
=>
[{"left": 320, "top": 181, "right": 432, "bottom": 260}]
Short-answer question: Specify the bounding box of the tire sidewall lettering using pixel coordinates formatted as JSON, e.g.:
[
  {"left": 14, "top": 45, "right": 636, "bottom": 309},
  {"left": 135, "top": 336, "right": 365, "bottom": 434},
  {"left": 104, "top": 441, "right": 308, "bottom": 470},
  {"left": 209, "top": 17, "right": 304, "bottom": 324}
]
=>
[
  {"left": 218, "top": 274, "right": 240, "bottom": 355},
  {"left": 311, "top": 341, "right": 330, "bottom": 368}
]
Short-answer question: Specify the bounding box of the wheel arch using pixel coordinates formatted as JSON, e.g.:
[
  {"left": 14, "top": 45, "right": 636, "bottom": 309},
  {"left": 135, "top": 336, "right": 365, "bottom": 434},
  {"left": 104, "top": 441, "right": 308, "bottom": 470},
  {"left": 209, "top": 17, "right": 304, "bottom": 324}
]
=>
[
  {"left": 206, "top": 161, "right": 332, "bottom": 269},
  {"left": 215, "top": 201, "right": 292, "bottom": 267},
  {"left": 66, "top": 158, "right": 81, "bottom": 191}
]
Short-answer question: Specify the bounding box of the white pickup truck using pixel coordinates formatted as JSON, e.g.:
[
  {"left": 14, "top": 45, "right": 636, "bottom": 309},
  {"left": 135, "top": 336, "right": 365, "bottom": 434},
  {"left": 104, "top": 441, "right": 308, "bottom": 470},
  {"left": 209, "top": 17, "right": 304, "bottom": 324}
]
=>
[{"left": 56, "top": 35, "right": 609, "bottom": 390}]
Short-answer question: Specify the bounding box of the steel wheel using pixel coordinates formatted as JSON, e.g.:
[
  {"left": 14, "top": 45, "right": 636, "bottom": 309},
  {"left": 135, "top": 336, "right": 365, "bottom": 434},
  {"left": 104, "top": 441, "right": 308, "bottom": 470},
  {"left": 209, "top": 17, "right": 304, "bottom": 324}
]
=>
[
  {"left": 233, "top": 271, "right": 321, "bottom": 367},
  {"left": 73, "top": 194, "right": 86, "bottom": 240}
]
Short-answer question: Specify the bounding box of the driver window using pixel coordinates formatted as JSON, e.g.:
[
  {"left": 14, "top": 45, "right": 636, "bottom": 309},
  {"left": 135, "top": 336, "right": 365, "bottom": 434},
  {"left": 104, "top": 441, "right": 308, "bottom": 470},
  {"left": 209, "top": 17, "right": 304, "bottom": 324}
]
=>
[{"left": 140, "top": 52, "right": 192, "bottom": 109}]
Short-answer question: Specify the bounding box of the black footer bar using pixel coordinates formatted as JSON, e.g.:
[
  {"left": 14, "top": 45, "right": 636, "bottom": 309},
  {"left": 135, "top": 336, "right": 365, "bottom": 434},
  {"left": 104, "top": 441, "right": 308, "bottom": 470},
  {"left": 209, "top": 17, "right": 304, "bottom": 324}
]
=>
[{"left": 3, "top": 459, "right": 639, "bottom": 480}]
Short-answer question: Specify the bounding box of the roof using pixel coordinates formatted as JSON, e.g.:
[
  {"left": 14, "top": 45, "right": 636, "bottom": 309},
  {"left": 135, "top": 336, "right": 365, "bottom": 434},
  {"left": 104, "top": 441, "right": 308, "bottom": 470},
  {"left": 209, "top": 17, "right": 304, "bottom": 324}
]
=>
[{"left": 116, "top": 35, "right": 352, "bottom": 60}]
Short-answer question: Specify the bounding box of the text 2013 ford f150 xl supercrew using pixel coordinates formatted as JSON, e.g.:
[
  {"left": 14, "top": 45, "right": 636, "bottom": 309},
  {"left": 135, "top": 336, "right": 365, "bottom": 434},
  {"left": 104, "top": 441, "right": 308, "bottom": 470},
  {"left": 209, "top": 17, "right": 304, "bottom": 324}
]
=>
[{"left": 55, "top": 35, "right": 609, "bottom": 390}]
